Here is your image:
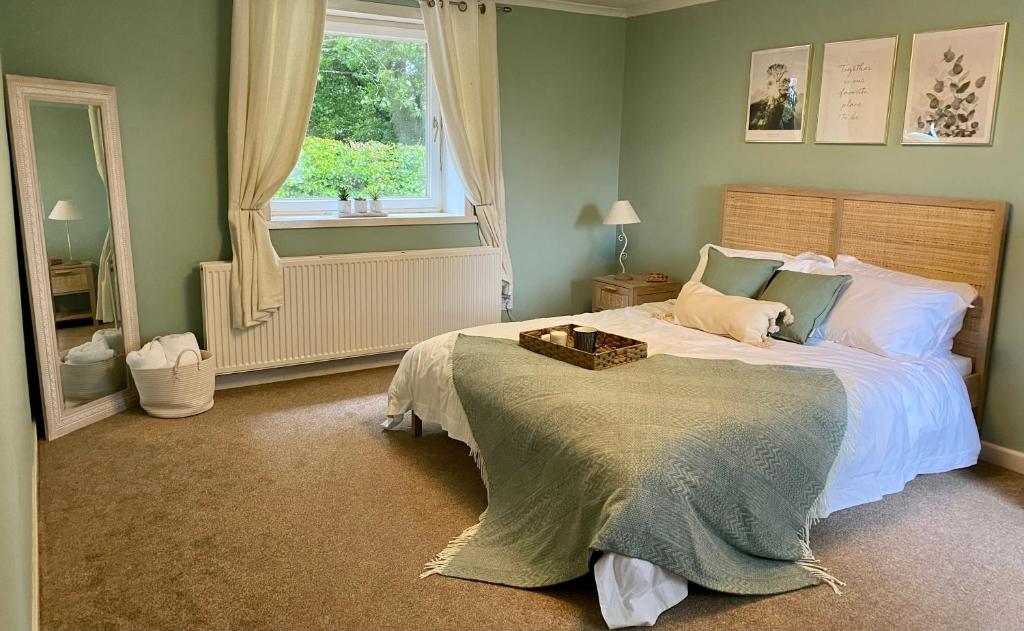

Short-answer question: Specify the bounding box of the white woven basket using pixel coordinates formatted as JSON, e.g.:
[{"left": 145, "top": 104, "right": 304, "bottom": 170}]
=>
[
  {"left": 60, "top": 353, "right": 127, "bottom": 405},
  {"left": 131, "top": 348, "right": 215, "bottom": 419}
]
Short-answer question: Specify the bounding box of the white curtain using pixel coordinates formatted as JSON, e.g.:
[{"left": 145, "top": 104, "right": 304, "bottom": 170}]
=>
[
  {"left": 421, "top": 0, "right": 513, "bottom": 308},
  {"left": 94, "top": 232, "right": 119, "bottom": 324},
  {"left": 228, "top": 0, "right": 326, "bottom": 329},
  {"left": 88, "top": 105, "right": 119, "bottom": 325}
]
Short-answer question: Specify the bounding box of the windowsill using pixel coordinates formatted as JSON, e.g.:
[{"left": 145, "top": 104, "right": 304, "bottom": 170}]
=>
[{"left": 268, "top": 212, "right": 478, "bottom": 229}]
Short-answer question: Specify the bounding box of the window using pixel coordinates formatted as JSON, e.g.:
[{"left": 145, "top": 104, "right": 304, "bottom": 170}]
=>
[{"left": 271, "top": 9, "right": 468, "bottom": 225}]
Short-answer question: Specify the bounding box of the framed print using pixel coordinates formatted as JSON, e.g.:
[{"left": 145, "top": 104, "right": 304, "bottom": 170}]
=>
[
  {"left": 746, "top": 44, "right": 812, "bottom": 143},
  {"left": 902, "top": 23, "right": 1007, "bottom": 145},
  {"left": 816, "top": 36, "right": 899, "bottom": 144}
]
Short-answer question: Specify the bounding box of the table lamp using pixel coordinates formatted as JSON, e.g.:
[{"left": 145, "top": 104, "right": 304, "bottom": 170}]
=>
[
  {"left": 603, "top": 200, "right": 641, "bottom": 280},
  {"left": 48, "top": 200, "right": 83, "bottom": 264}
]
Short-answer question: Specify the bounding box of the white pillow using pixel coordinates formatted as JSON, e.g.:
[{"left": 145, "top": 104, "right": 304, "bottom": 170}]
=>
[
  {"left": 817, "top": 269, "right": 971, "bottom": 359},
  {"left": 673, "top": 281, "right": 794, "bottom": 347},
  {"left": 691, "top": 244, "right": 834, "bottom": 283},
  {"left": 835, "top": 255, "right": 977, "bottom": 304}
]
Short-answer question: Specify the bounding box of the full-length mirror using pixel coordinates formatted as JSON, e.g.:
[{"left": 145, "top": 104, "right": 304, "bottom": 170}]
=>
[{"left": 6, "top": 76, "right": 139, "bottom": 439}]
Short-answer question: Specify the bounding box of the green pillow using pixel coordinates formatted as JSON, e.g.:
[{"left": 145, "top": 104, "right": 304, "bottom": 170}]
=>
[
  {"left": 759, "top": 271, "right": 852, "bottom": 344},
  {"left": 701, "top": 247, "right": 783, "bottom": 298}
]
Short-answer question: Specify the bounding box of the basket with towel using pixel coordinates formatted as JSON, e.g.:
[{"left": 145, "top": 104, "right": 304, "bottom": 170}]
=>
[
  {"left": 60, "top": 329, "right": 127, "bottom": 406},
  {"left": 127, "top": 332, "right": 215, "bottom": 418}
]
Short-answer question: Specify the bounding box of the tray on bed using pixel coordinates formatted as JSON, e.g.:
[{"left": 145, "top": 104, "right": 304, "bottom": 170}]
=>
[{"left": 518, "top": 324, "right": 647, "bottom": 370}]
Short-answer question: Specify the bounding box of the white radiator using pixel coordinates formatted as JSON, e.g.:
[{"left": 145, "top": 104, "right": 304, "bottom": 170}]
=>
[{"left": 200, "top": 247, "right": 501, "bottom": 374}]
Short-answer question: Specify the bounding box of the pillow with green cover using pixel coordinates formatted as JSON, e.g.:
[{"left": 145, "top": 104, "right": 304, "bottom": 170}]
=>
[
  {"left": 700, "top": 247, "right": 783, "bottom": 298},
  {"left": 759, "top": 270, "right": 852, "bottom": 344}
]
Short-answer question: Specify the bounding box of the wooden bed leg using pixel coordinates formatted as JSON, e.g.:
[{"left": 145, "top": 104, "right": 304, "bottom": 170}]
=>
[{"left": 412, "top": 412, "right": 422, "bottom": 437}]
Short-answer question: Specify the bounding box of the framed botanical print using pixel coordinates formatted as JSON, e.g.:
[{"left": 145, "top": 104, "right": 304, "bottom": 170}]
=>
[
  {"left": 816, "top": 36, "right": 899, "bottom": 144},
  {"left": 902, "top": 23, "right": 1007, "bottom": 145},
  {"left": 746, "top": 44, "right": 812, "bottom": 143}
]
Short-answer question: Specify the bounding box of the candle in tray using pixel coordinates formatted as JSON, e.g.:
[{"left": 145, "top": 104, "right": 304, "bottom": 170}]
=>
[{"left": 549, "top": 330, "right": 568, "bottom": 346}]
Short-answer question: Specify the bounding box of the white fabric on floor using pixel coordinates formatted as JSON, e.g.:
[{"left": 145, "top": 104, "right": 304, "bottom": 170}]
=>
[
  {"left": 385, "top": 300, "right": 979, "bottom": 628},
  {"left": 595, "top": 553, "right": 689, "bottom": 629}
]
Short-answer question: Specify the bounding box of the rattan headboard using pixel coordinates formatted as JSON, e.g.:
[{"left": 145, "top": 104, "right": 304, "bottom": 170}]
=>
[{"left": 720, "top": 184, "right": 1009, "bottom": 418}]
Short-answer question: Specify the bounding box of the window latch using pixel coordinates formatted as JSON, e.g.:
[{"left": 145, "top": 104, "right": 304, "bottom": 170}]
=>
[{"left": 432, "top": 116, "right": 442, "bottom": 143}]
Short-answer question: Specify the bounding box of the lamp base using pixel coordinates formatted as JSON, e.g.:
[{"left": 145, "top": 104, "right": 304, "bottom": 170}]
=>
[{"left": 613, "top": 273, "right": 634, "bottom": 280}]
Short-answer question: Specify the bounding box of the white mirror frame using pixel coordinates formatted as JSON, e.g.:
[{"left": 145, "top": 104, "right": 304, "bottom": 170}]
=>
[{"left": 5, "top": 75, "right": 140, "bottom": 439}]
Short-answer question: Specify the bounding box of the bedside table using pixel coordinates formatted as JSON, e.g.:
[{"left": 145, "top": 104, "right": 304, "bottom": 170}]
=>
[
  {"left": 50, "top": 261, "right": 96, "bottom": 324},
  {"left": 592, "top": 274, "right": 682, "bottom": 312}
]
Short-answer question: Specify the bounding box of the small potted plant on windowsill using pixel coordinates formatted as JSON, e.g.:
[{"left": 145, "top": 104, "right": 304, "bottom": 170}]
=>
[
  {"left": 353, "top": 196, "right": 368, "bottom": 214},
  {"left": 369, "top": 188, "right": 384, "bottom": 215},
  {"left": 337, "top": 187, "right": 351, "bottom": 215}
]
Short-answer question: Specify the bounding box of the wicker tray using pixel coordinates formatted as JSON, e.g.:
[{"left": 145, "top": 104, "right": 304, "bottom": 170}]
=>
[{"left": 519, "top": 324, "right": 647, "bottom": 370}]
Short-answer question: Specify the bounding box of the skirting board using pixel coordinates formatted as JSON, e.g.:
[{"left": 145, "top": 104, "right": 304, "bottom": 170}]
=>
[
  {"left": 980, "top": 440, "right": 1024, "bottom": 475},
  {"left": 215, "top": 352, "right": 405, "bottom": 390}
]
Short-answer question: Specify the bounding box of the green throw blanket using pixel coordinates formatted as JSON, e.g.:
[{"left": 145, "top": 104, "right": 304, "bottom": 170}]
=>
[{"left": 424, "top": 334, "right": 849, "bottom": 595}]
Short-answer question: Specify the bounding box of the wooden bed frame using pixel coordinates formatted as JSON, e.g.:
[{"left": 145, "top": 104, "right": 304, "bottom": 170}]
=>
[
  {"left": 720, "top": 184, "right": 1009, "bottom": 421},
  {"left": 408, "top": 184, "right": 1009, "bottom": 435}
]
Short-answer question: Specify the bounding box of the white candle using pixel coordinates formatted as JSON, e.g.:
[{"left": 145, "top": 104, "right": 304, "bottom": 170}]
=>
[{"left": 549, "top": 330, "right": 568, "bottom": 346}]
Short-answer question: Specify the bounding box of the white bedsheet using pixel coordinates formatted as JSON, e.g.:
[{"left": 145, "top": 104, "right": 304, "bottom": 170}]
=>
[
  {"left": 385, "top": 301, "right": 979, "bottom": 628},
  {"left": 950, "top": 352, "right": 973, "bottom": 377}
]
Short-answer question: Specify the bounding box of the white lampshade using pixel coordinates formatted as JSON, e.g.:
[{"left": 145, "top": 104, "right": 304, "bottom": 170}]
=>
[
  {"left": 48, "top": 200, "right": 83, "bottom": 221},
  {"left": 603, "top": 200, "right": 640, "bottom": 226}
]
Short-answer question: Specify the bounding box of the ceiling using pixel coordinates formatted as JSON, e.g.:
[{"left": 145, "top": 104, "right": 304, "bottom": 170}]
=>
[{"left": 505, "top": 0, "right": 718, "bottom": 18}]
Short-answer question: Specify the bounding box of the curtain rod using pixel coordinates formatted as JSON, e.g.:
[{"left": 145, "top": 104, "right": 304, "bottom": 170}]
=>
[{"left": 424, "top": 1, "right": 513, "bottom": 14}]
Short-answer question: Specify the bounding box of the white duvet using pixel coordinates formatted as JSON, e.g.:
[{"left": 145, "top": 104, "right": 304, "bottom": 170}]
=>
[{"left": 385, "top": 301, "right": 980, "bottom": 628}]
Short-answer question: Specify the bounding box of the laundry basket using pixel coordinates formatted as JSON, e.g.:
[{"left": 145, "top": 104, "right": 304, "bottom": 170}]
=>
[
  {"left": 60, "top": 353, "right": 127, "bottom": 406},
  {"left": 131, "top": 349, "right": 215, "bottom": 418}
]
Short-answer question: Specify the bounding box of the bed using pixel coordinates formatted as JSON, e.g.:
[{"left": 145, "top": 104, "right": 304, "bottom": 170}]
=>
[{"left": 384, "top": 185, "right": 1008, "bottom": 628}]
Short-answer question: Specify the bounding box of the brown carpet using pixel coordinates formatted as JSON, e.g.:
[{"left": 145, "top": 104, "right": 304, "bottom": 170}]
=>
[{"left": 38, "top": 366, "right": 1024, "bottom": 631}]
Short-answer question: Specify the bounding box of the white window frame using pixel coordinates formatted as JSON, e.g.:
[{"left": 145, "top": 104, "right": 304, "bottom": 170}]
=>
[{"left": 270, "top": 5, "right": 473, "bottom": 228}]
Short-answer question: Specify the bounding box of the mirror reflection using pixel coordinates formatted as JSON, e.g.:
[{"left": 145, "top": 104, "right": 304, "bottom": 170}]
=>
[{"left": 30, "top": 101, "right": 125, "bottom": 409}]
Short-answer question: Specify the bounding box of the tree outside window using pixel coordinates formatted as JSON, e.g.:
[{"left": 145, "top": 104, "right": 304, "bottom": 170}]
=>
[{"left": 277, "top": 34, "right": 429, "bottom": 201}]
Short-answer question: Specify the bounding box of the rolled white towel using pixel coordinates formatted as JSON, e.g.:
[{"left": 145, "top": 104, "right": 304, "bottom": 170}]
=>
[
  {"left": 126, "top": 340, "right": 171, "bottom": 370},
  {"left": 93, "top": 328, "right": 124, "bottom": 356},
  {"left": 66, "top": 339, "right": 115, "bottom": 365},
  {"left": 158, "top": 332, "right": 201, "bottom": 367}
]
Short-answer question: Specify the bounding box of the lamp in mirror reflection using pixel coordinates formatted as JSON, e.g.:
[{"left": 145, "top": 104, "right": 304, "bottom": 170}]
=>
[
  {"left": 48, "top": 199, "right": 83, "bottom": 264},
  {"left": 603, "top": 200, "right": 641, "bottom": 280}
]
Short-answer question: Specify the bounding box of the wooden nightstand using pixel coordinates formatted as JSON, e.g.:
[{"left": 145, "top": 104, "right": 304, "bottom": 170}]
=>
[
  {"left": 592, "top": 274, "right": 682, "bottom": 312},
  {"left": 50, "top": 261, "right": 96, "bottom": 324}
]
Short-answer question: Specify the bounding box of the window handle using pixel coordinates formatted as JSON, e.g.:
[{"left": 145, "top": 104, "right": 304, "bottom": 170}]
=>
[{"left": 432, "top": 116, "right": 442, "bottom": 143}]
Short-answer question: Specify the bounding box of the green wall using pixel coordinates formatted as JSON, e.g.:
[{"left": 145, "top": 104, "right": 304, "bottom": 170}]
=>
[
  {"left": 0, "top": 1, "right": 623, "bottom": 338},
  {"left": 618, "top": 0, "right": 1023, "bottom": 450},
  {"left": 0, "top": 52, "right": 37, "bottom": 631},
  {"left": 499, "top": 8, "right": 624, "bottom": 316},
  {"left": 0, "top": 1, "right": 234, "bottom": 340}
]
